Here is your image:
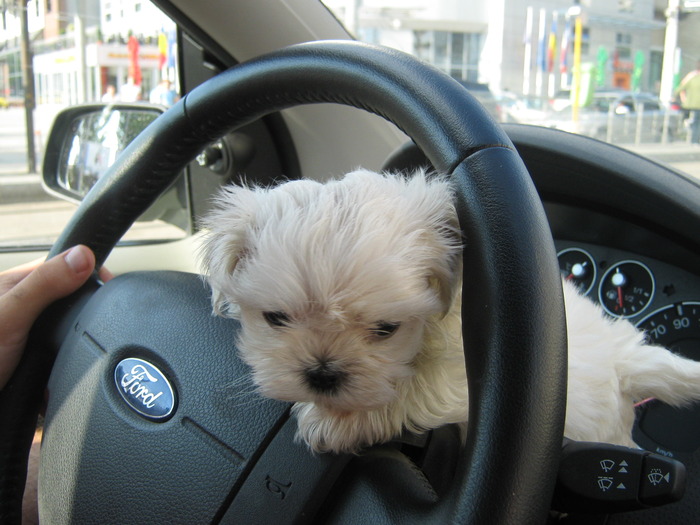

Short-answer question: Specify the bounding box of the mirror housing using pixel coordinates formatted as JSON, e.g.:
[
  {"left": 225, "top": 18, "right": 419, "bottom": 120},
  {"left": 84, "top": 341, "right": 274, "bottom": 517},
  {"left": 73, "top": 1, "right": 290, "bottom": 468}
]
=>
[{"left": 42, "top": 104, "right": 163, "bottom": 202}]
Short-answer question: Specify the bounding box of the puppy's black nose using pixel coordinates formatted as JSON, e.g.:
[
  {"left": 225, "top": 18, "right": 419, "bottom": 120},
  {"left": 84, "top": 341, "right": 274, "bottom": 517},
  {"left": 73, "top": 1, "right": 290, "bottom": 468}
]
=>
[{"left": 305, "top": 361, "right": 345, "bottom": 394}]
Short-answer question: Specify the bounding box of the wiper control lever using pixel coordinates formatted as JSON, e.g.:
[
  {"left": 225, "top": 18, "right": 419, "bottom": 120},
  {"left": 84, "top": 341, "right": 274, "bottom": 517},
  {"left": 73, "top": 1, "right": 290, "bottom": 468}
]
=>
[{"left": 552, "top": 438, "right": 686, "bottom": 513}]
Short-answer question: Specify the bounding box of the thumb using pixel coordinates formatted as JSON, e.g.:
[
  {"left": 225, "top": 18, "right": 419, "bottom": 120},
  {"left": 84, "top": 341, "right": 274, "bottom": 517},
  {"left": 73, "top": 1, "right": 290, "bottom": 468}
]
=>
[{"left": 2, "top": 245, "right": 97, "bottom": 337}]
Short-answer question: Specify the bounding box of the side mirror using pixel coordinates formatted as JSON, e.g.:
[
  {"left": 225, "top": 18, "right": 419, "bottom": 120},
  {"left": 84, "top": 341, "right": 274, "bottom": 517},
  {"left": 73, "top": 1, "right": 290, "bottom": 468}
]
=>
[
  {"left": 42, "top": 104, "right": 190, "bottom": 233},
  {"left": 42, "top": 104, "right": 163, "bottom": 201}
]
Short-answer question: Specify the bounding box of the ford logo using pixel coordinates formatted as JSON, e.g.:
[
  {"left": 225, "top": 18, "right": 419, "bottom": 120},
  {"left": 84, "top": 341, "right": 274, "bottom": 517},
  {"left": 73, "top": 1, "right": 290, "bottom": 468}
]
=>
[{"left": 114, "top": 358, "right": 176, "bottom": 421}]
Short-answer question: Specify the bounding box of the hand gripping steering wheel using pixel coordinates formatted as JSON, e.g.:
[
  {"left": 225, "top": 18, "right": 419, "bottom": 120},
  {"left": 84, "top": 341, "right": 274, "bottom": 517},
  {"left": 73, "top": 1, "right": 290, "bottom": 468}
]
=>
[{"left": 0, "top": 41, "right": 566, "bottom": 524}]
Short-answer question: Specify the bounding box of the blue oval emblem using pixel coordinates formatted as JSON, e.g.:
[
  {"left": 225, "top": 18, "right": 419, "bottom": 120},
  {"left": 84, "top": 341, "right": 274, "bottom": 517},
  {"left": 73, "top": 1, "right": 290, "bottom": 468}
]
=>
[{"left": 114, "top": 358, "right": 176, "bottom": 421}]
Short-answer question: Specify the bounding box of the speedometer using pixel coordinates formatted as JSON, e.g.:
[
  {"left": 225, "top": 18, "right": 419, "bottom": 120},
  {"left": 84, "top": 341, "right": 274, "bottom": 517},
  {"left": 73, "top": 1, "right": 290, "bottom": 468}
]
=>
[{"left": 633, "top": 302, "right": 700, "bottom": 457}]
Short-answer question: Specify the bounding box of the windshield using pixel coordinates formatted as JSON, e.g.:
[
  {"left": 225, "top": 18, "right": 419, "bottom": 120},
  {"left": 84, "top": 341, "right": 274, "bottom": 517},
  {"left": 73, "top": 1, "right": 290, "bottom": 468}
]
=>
[
  {"left": 0, "top": 0, "right": 698, "bottom": 251},
  {"left": 321, "top": 0, "right": 700, "bottom": 179}
]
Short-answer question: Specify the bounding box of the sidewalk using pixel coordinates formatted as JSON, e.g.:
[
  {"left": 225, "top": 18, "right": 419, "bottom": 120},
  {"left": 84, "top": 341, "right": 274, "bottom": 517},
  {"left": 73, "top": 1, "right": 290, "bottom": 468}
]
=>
[
  {"left": 0, "top": 105, "right": 56, "bottom": 204},
  {"left": 625, "top": 141, "right": 700, "bottom": 163},
  {"left": 0, "top": 148, "right": 49, "bottom": 205}
]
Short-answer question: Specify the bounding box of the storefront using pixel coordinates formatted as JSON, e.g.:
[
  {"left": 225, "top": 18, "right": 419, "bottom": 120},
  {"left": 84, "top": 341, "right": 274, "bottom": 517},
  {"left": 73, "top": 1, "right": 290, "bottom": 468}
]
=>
[{"left": 33, "top": 40, "right": 164, "bottom": 105}]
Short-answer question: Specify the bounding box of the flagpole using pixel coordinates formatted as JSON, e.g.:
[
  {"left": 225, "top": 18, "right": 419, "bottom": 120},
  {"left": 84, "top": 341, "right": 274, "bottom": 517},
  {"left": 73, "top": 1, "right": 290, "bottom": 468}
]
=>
[
  {"left": 572, "top": 12, "right": 583, "bottom": 123},
  {"left": 523, "top": 6, "right": 533, "bottom": 96},
  {"left": 659, "top": 0, "right": 680, "bottom": 104},
  {"left": 535, "top": 8, "right": 546, "bottom": 98},
  {"left": 560, "top": 15, "right": 571, "bottom": 90}
]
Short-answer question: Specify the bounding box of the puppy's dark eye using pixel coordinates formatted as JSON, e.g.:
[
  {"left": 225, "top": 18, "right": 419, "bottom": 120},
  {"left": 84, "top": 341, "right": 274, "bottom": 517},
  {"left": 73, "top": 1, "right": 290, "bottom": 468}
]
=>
[
  {"left": 371, "top": 322, "right": 401, "bottom": 338},
  {"left": 263, "top": 311, "right": 290, "bottom": 328}
]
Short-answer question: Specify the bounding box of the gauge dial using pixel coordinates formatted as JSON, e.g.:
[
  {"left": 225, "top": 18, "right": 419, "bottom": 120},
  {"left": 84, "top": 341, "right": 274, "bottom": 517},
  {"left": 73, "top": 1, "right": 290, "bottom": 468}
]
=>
[
  {"left": 557, "top": 247, "right": 596, "bottom": 295},
  {"left": 598, "top": 260, "right": 655, "bottom": 318},
  {"left": 634, "top": 302, "right": 700, "bottom": 455}
]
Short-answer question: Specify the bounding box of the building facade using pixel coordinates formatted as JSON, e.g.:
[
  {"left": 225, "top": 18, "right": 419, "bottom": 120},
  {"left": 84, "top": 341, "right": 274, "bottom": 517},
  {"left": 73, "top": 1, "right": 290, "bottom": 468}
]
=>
[
  {"left": 1, "top": 0, "right": 697, "bottom": 106},
  {"left": 327, "top": 0, "right": 699, "bottom": 100},
  {"left": 0, "top": 0, "right": 173, "bottom": 104}
]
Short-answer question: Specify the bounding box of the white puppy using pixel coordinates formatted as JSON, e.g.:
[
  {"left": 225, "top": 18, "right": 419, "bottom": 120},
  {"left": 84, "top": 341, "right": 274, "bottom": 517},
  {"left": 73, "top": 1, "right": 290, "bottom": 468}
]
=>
[{"left": 201, "top": 169, "right": 700, "bottom": 454}]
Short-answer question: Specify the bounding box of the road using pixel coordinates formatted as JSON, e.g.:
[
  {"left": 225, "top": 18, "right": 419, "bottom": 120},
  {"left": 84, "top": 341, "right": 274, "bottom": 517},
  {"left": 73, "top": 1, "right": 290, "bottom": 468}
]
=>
[
  {"left": 1, "top": 105, "right": 700, "bottom": 248},
  {"left": 0, "top": 105, "right": 63, "bottom": 205}
]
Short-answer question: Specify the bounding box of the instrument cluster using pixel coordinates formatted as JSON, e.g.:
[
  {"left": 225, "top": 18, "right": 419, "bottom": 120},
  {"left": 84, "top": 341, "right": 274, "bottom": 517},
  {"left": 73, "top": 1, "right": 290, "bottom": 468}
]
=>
[{"left": 556, "top": 240, "right": 700, "bottom": 459}]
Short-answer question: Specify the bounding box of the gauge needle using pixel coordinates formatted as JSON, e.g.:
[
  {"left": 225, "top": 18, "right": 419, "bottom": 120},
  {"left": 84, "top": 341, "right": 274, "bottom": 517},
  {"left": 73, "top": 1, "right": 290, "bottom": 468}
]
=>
[
  {"left": 617, "top": 286, "right": 624, "bottom": 311},
  {"left": 611, "top": 269, "right": 627, "bottom": 311}
]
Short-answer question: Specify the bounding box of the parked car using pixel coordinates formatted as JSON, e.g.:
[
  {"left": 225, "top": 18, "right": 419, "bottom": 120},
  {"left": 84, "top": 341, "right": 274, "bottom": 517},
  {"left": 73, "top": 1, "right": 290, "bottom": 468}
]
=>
[
  {"left": 500, "top": 93, "right": 556, "bottom": 123},
  {"left": 549, "top": 88, "right": 572, "bottom": 112},
  {"left": 546, "top": 90, "right": 682, "bottom": 143},
  {"left": 3, "top": 1, "right": 700, "bottom": 524}
]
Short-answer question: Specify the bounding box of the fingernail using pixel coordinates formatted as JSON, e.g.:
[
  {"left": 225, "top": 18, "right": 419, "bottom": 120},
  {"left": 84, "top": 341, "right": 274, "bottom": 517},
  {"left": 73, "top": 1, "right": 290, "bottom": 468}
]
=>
[{"left": 64, "top": 245, "right": 91, "bottom": 274}]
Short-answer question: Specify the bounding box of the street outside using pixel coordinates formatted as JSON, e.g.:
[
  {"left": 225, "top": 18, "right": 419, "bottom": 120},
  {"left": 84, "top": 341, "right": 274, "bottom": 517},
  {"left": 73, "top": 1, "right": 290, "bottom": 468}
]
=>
[
  {"left": 2, "top": 104, "right": 700, "bottom": 249},
  {"left": 0, "top": 105, "right": 184, "bottom": 248}
]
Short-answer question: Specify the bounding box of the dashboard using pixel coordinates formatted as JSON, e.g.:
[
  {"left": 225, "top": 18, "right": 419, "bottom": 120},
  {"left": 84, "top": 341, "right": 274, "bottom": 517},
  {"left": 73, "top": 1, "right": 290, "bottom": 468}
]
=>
[
  {"left": 506, "top": 122, "right": 700, "bottom": 523},
  {"left": 384, "top": 124, "right": 700, "bottom": 521}
]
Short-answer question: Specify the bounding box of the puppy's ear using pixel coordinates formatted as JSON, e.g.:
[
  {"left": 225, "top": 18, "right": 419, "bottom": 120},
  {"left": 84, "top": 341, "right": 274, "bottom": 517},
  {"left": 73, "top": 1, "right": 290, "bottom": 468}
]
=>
[
  {"left": 199, "top": 183, "right": 260, "bottom": 317},
  {"left": 428, "top": 214, "right": 463, "bottom": 316},
  {"left": 407, "top": 172, "right": 463, "bottom": 316}
]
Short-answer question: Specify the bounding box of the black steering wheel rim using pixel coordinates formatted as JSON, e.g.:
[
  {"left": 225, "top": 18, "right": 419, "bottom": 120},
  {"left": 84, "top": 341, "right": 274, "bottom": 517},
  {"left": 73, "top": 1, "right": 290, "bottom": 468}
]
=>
[{"left": 0, "top": 40, "right": 567, "bottom": 523}]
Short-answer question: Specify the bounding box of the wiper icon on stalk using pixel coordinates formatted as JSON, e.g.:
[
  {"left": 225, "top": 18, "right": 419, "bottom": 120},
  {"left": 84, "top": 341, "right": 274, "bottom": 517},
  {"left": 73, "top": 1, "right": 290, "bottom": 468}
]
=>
[
  {"left": 600, "top": 459, "right": 615, "bottom": 472},
  {"left": 597, "top": 477, "right": 614, "bottom": 491},
  {"left": 648, "top": 468, "right": 670, "bottom": 486}
]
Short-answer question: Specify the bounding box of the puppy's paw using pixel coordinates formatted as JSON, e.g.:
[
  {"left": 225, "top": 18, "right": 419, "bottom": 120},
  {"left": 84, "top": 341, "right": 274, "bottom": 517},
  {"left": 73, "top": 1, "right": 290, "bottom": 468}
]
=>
[{"left": 292, "top": 402, "right": 403, "bottom": 454}]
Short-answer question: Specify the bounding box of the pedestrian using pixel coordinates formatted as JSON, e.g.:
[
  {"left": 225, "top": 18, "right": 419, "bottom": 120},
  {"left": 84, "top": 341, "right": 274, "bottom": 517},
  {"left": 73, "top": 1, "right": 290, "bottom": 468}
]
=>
[
  {"left": 120, "top": 76, "right": 142, "bottom": 102},
  {"left": 676, "top": 60, "right": 700, "bottom": 144},
  {"left": 149, "top": 79, "right": 178, "bottom": 107},
  {"left": 101, "top": 84, "right": 117, "bottom": 103}
]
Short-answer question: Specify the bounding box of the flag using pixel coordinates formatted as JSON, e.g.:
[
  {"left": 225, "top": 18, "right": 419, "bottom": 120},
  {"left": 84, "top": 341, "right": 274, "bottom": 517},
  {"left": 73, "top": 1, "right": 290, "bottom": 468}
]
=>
[
  {"left": 166, "top": 29, "right": 177, "bottom": 69},
  {"left": 547, "top": 15, "right": 557, "bottom": 73},
  {"left": 536, "top": 10, "right": 547, "bottom": 72},
  {"left": 596, "top": 47, "right": 609, "bottom": 87},
  {"left": 560, "top": 18, "right": 571, "bottom": 73},
  {"left": 632, "top": 50, "right": 645, "bottom": 92},
  {"left": 158, "top": 31, "right": 168, "bottom": 69},
  {"left": 127, "top": 35, "right": 142, "bottom": 85}
]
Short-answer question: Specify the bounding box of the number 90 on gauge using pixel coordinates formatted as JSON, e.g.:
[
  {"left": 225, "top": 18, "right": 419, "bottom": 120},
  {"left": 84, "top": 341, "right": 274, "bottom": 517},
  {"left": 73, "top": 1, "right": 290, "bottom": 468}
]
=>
[{"left": 636, "top": 302, "right": 700, "bottom": 360}]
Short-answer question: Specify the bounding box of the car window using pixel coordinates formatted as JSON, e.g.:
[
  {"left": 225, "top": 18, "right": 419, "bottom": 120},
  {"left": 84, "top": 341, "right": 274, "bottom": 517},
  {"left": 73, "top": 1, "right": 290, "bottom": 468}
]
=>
[
  {"left": 641, "top": 97, "right": 661, "bottom": 111},
  {"left": 591, "top": 96, "right": 614, "bottom": 113},
  {"left": 0, "top": 0, "right": 186, "bottom": 251},
  {"left": 619, "top": 97, "right": 635, "bottom": 113}
]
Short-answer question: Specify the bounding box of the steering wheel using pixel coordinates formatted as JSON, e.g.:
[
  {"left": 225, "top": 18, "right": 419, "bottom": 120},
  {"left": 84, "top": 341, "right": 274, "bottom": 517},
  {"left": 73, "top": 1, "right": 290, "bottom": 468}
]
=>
[{"left": 0, "top": 41, "right": 566, "bottom": 523}]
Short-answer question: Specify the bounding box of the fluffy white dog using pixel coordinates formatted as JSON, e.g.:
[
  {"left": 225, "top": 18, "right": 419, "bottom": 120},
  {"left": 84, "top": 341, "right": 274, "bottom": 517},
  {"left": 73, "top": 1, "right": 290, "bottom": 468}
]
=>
[{"left": 201, "top": 169, "right": 700, "bottom": 454}]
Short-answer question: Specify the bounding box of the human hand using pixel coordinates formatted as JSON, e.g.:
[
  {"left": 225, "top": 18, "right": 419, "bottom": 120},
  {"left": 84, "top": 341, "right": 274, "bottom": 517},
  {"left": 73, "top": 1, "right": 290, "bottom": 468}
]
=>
[{"left": 0, "top": 245, "right": 113, "bottom": 390}]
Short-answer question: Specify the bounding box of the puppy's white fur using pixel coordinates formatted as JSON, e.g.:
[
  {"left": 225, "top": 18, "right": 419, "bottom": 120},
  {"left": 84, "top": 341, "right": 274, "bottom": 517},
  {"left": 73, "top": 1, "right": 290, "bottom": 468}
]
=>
[{"left": 201, "top": 169, "right": 700, "bottom": 453}]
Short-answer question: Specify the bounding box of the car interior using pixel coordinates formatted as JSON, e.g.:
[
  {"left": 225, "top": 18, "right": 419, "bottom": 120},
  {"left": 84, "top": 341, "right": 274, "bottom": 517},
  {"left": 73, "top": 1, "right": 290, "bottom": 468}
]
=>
[{"left": 1, "top": 1, "right": 700, "bottom": 524}]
